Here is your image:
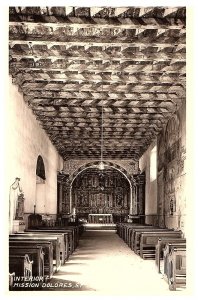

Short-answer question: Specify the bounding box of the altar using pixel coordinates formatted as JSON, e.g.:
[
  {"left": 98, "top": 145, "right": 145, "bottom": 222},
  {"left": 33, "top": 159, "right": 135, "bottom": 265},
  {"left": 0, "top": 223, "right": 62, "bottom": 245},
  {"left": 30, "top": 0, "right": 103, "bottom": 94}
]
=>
[{"left": 88, "top": 213, "right": 113, "bottom": 224}]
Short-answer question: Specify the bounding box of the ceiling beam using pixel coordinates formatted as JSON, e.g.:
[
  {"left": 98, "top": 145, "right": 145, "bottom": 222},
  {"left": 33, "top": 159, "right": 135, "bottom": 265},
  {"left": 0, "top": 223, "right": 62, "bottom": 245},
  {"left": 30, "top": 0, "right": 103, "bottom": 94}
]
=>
[
  {"left": 12, "top": 71, "right": 186, "bottom": 85},
  {"left": 9, "top": 40, "right": 186, "bottom": 49},
  {"left": 32, "top": 106, "right": 174, "bottom": 114},
  {"left": 23, "top": 91, "right": 183, "bottom": 100},
  {"left": 9, "top": 47, "right": 186, "bottom": 61},
  {"left": 28, "top": 99, "right": 176, "bottom": 108},
  {"left": 33, "top": 110, "right": 173, "bottom": 117},
  {"left": 10, "top": 64, "right": 186, "bottom": 75},
  {"left": 35, "top": 113, "right": 170, "bottom": 120},
  {"left": 10, "top": 54, "right": 186, "bottom": 64},
  {"left": 21, "top": 86, "right": 184, "bottom": 95},
  {"left": 9, "top": 6, "right": 186, "bottom": 19},
  {"left": 9, "top": 33, "right": 185, "bottom": 45},
  {"left": 9, "top": 20, "right": 186, "bottom": 30}
]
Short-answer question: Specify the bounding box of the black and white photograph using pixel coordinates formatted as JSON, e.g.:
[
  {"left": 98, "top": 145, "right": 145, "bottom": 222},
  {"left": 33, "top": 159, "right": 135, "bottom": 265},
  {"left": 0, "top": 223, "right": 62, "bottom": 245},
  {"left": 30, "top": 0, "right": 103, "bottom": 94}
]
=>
[{"left": 2, "top": 0, "right": 197, "bottom": 297}]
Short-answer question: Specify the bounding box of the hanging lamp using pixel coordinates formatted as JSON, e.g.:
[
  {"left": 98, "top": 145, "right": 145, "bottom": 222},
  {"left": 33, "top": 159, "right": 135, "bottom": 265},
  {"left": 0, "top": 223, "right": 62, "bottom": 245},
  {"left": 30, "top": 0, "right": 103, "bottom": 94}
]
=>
[{"left": 99, "top": 78, "right": 104, "bottom": 170}]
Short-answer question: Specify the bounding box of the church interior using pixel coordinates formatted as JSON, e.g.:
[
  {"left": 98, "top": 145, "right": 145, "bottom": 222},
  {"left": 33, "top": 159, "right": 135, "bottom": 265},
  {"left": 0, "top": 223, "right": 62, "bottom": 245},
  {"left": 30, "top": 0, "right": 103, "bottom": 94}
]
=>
[{"left": 6, "top": 5, "right": 191, "bottom": 294}]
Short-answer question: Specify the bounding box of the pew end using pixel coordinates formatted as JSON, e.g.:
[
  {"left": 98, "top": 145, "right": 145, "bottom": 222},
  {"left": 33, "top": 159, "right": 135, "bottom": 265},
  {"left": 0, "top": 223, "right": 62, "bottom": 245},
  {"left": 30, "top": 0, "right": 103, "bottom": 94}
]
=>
[{"left": 168, "top": 248, "right": 186, "bottom": 291}]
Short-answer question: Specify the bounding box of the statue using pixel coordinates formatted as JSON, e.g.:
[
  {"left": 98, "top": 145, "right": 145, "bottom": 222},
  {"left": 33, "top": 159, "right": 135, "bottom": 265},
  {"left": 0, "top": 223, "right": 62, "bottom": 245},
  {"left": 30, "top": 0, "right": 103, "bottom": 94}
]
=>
[
  {"left": 15, "top": 193, "right": 25, "bottom": 219},
  {"left": 9, "top": 178, "right": 24, "bottom": 232}
]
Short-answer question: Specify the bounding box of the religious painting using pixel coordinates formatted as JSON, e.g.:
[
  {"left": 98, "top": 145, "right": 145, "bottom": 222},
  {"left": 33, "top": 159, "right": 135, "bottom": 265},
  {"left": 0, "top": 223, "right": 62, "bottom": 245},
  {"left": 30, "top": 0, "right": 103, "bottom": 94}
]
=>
[{"left": 157, "top": 170, "right": 165, "bottom": 227}]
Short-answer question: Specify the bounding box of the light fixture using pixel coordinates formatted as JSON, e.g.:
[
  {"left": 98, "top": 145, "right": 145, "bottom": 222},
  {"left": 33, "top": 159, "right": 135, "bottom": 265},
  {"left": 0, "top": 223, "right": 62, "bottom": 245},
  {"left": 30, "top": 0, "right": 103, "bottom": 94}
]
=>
[{"left": 99, "top": 79, "right": 104, "bottom": 170}]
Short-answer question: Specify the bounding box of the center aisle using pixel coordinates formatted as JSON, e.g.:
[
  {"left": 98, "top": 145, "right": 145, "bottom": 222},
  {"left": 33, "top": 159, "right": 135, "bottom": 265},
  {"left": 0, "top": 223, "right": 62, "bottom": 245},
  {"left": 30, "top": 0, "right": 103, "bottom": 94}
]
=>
[{"left": 48, "top": 230, "right": 188, "bottom": 295}]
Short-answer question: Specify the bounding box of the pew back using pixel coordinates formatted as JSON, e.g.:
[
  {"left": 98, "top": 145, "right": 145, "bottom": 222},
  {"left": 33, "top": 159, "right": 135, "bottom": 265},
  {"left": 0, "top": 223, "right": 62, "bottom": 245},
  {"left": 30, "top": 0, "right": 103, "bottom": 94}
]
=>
[
  {"left": 132, "top": 229, "right": 176, "bottom": 253},
  {"left": 9, "top": 235, "right": 60, "bottom": 273},
  {"left": 139, "top": 231, "right": 183, "bottom": 258},
  {"left": 28, "top": 228, "right": 75, "bottom": 253},
  {"left": 18, "top": 232, "right": 65, "bottom": 264},
  {"left": 26, "top": 229, "right": 71, "bottom": 259}
]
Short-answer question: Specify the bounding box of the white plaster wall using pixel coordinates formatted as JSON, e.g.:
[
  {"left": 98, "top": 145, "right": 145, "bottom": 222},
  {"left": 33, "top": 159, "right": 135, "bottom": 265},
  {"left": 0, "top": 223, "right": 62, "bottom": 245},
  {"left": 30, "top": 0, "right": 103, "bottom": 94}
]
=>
[
  {"left": 5, "top": 78, "right": 63, "bottom": 222},
  {"left": 139, "top": 140, "right": 158, "bottom": 224}
]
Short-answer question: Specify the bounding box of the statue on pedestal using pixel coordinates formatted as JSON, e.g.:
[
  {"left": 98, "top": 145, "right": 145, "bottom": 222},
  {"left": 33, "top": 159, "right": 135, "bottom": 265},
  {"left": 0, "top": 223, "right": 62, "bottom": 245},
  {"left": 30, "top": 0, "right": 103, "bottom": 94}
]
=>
[
  {"left": 9, "top": 177, "right": 24, "bottom": 232},
  {"left": 15, "top": 193, "right": 25, "bottom": 219}
]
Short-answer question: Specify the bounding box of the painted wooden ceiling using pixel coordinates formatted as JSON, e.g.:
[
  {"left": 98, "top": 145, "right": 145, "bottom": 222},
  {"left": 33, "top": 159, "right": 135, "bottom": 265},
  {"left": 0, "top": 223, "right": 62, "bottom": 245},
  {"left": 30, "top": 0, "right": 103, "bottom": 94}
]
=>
[{"left": 9, "top": 6, "right": 186, "bottom": 160}]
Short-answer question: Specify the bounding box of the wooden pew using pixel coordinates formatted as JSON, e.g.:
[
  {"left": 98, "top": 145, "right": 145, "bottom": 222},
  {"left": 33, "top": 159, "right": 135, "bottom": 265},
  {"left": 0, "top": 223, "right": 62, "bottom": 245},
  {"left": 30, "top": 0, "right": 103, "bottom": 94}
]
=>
[
  {"left": 123, "top": 224, "right": 130, "bottom": 243},
  {"left": 117, "top": 223, "right": 128, "bottom": 242},
  {"left": 116, "top": 223, "right": 121, "bottom": 236},
  {"left": 122, "top": 224, "right": 131, "bottom": 242},
  {"left": 116, "top": 223, "right": 148, "bottom": 245},
  {"left": 168, "top": 247, "right": 186, "bottom": 291},
  {"left": 163, "top": 242, "right": 186, "bottom": 283},
  {"left": 9, "top": 254, "right": 33, "bottom": 280},
  {"left": 9, "top": 235, "right": 60, "bottom": 273},
  {"left": 55, "top": 225, "right": 79, "bottom": 249},
  {"left": 9, "top": 245, "right": 45, "bottom": 278},
  {"left": 10, "top": 234, "right": 61, "bottom": 271},
  {"left": 18, "top": 232, "right": 66, "bottom": 265},
  {"left": 116, "top": 223, "right": 157, "bottom": 249},
  {"left": 139, "top": 231, "right": 183, "bottom": 259},
  {"left": 26, "top": 229, "right": 69, "bottom": 262},
  {"left": 127, "top": 225, "right": 156, "bottom": 249},
  {"left": 27, "top": 228, "right": 74, "bottom": 256},
  {"left": 49, "top": 226, "right": 78, "bottom": 250},
  {"left": 78, "top": 224, "right": 85, "bottom": 236},
  {"left": 66, "top": 225, "right": 79, "bottom": 248},
  {"left": 116, "top": 223, "right": 128, "bottom": 239},
  {"left": 68, "top": 226, "right": 79, "bottom": 248},
  {"left": 126, "top": 224, "right": 149, "bottom": 246},
  {"left": 132, "top": 228, "right": 170, "bottom": 253},
  {"left": 38, "top": 225, "right": 80, "bottom": 248},
  {"left": 155, "top": 237, "right": 186, "bottom": 273},
  {"left": 124, "top": 224, "right": 143, "bottom": 245},
  {"left": 32, "top": 226, "right": 77, "bottom": 252},
  {"left": 9, "top": 240, "right": 53, "bottom": 278},
  {"left": 38, "top": 223, "right": 84, "bottom": 243}
]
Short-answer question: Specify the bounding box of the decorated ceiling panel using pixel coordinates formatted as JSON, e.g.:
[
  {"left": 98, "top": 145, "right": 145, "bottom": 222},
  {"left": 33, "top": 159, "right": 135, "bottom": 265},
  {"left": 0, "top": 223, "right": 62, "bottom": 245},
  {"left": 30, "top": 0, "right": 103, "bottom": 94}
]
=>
[{"left": 9, "top": 6, "right": 186, "bottom": 160}]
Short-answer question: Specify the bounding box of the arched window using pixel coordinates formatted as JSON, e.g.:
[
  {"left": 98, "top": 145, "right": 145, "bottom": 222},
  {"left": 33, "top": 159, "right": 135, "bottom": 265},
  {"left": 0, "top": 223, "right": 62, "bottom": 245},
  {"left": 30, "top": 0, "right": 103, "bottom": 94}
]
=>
[{"left": 36, "top": 155, "right": 46, "bottom": 180}]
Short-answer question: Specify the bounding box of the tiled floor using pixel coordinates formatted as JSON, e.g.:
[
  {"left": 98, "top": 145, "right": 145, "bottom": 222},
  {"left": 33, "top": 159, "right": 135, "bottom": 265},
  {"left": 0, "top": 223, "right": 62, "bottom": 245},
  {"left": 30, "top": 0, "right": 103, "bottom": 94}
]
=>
[{"left": 45, "top": 230, "right": 189, "bottom": 295}]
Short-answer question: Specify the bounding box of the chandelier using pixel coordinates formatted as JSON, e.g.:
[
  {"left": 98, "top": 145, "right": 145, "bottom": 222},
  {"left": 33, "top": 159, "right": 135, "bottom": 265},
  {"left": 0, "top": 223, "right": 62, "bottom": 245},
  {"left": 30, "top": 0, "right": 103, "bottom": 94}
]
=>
[{"left": 99, "top": 80, "right": 104, "bottom": 170}]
